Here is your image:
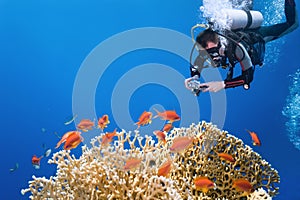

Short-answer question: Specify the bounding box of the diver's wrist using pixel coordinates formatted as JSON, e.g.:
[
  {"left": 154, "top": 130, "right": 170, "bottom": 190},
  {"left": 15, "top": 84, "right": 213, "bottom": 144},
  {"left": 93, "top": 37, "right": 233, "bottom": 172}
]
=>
[{"left": 193, "top": 75, "right": 199, "bottom": 80}]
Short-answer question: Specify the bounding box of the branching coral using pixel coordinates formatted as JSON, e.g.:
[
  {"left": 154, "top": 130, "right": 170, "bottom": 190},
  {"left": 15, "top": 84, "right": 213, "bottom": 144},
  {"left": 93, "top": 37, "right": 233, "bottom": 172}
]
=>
[{"left": 21, "top": 121, "right": 279, "bottom": 199}]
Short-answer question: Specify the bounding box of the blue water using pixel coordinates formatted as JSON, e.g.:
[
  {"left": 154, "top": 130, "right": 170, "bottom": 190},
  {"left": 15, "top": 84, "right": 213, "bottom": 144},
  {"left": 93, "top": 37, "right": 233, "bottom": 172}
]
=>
[{"left": 0, "top": 0, "right": 299, "bottom": 199}]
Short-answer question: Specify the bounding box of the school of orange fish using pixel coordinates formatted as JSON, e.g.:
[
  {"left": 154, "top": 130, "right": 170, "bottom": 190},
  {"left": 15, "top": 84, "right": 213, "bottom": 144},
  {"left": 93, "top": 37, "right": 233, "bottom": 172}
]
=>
[{"left": 30, "top": 108, "right": 262, "bottom": 196}]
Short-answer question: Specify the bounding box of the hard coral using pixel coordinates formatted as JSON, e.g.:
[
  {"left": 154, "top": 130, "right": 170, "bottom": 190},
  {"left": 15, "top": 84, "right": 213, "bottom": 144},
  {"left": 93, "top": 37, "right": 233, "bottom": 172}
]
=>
[{"left": 22, "top": 121, "right": 279, "bottom": 199}]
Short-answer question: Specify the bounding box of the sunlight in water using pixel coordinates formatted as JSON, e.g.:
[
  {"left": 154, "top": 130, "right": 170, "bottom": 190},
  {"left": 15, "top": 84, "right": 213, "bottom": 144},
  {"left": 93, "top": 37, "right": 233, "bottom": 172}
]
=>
[
  {"left": 200, "top": 0, "right": 253, "bottom": 30},
  {"left": 282, "top": 69, "right": 300, "bottom": 151},
  {"left": 257, "top": 0, "right": 285, "bottom": 65}
]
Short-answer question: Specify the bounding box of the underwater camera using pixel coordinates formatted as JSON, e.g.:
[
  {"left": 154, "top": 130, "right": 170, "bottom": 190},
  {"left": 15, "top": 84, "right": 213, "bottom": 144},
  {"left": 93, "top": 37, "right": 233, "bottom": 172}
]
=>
[{"left": 188, "top": 80, "right": 208, "bottom": 96}]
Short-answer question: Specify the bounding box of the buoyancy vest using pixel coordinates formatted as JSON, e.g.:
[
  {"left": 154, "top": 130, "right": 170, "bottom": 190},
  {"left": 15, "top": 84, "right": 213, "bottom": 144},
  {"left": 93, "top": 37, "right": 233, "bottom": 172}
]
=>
[{"left": 226, "top": 30, "right": 265, "bottom": 67}]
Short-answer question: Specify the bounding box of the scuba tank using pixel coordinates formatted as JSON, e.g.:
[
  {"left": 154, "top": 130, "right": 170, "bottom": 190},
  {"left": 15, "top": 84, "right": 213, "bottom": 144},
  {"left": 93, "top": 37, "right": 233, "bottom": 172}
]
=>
[{"left": 222, "top": 9, "right": 263, "bottom": 30}]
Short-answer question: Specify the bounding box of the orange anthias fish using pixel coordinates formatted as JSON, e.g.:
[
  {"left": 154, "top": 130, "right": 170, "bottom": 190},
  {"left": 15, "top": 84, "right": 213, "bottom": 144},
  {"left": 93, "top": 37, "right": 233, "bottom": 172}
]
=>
[
  {"left": 245, "top": 129, "right": 261, "bottom": 146},
  {"left": 56, "top": 131, "right": 78, "bottom": 148},
  {"left": 163, "top": 123, "right": 173, "bottom": 132},
  {"left": 123, "top": 158, "right": 142, "bottom": 171},
  {"left": 98, "top": 114, "right": 110, "bottom": 130},
  {"left": 55, "top": 131, "right": 83, "bottom": 150},
  {"left": 64, "top": 132, "right": 84, "bottom": 150},
  {"left": 217, "top": 152, "right": 235, "bottom": 163},
  {"left": 194, "top": 176, "right": 215, "bottom": 193},
  {"left": 157, "top": 160, "right": 172, "bottom": 177},
  {"left": 169, "top": 136, "right": 194, "bottom": 153},
  {"left": 153, "top": 130, "right": 167, "bottom": 144},
  {"left": 32, "top": 155, "right": 43, "bottom": 169},
  {"left": 232, "top": 178, "right": 254, "bottom": 195},
  {"left": 77, "top": 119, "right": 94, "bottom": 132},
  {"left": 101, "top": 128, "right": 117, "bottom": 146},
  {"left": 153, "top": 109, "right": 180, "bottom": 123},
  {"left": 135, "top": 111, "right": 152, "bottom": 129}
]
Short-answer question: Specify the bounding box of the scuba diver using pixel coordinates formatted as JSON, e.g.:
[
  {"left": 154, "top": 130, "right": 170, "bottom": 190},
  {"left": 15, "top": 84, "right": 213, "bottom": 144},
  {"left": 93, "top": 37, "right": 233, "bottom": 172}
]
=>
[{"left": 185, "top": 0, "right": 298, "bottom": 95}]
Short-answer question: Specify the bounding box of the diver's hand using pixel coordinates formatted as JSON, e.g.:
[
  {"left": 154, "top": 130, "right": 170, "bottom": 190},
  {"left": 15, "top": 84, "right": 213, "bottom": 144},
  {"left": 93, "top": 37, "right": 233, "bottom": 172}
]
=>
[
  {"left": 184, "top": 75, "right": 199, "bottom": 90},
  {"left": 200, "top": 81, "right": 225, "bottom": 92}
]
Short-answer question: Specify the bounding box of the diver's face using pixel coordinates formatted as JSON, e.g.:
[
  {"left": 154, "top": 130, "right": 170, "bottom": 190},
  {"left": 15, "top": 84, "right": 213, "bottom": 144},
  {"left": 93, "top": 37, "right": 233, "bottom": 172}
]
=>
[{"left": 206, "top": 45, "right": 222, "bottom": 67}]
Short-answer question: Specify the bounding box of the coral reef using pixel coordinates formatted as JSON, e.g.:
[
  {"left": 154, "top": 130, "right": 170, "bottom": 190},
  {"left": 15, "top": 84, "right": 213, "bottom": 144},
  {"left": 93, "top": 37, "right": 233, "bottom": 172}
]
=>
[{"left": 21, "top": 121, "right": 279, "bottom": 199}]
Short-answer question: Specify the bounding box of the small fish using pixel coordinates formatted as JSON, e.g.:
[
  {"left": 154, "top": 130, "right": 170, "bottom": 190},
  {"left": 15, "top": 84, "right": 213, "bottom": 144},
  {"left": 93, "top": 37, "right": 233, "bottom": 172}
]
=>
[
  {"left": 101, "top": 129, "right": 117, "bottom": 146},
  {"left": 64, "top": 114, "right": 78, "bottom": 125},
  {"left": 194, "top": 176, "right": 215, "bottom": 193},
  {"left": 123, "top": 158, "right": 142, "bottom": 171},
  {"left": 153, "top": 130, "right": 167, "bottom": 144},
  {"left": 217, "top": 152, "right": 235, "bottom": 163},
  {"left": 42, "top": 144, "right": 51, "bottom": 157},
  {"left": 232, "top": 178, "right": 254, "bottom": 195},
  {"left": 245, "top": 129, "right": 261, "bottom": 146},
  {"left": 53, "top": 132, "right": 61, "bottom": 139},
  {"left": 77, "top": 119, "right": 95, "bottom": 132},
  {"left": 135, "top": 111, "right": 152, "bottom": 129},
  {"left": 32, "top": 155, "right": 43, "bottom": 170},
  {"left": 64, "top": 132, "right": 83, "bottom": 150},
  {"left": 41, "top": 128, "right": 46, "bottom": 133},
  {"left": 98, "top": 114, "right": 110, "bottom": 130},
  {"left": 56, "top": 131, "right": 76, "bottom": 148},
  {"left": 9, "top": 163, "right": 19, "bottom": 173},
  {"left": 44, "top": 148, "right": 52, "bottom": 157},
  {"left": 157, "top": 160, "right": 172, "bottom": 177},
  {"left": 153, "top": 109, "right": 180, "bottom": 124},
  {"left": 169, "top": 136, "right": 194, "bottom": 153},
  {"left": 56, "top": 131, "right": 83, "bottom": 150},
  {"left": 163, "top": 123, "right": 173, "bottom": 132}
]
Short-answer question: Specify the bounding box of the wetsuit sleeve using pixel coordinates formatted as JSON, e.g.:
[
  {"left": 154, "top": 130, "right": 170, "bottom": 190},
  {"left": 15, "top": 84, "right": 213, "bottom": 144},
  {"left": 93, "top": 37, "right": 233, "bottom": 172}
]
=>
[
  {"left": 258, "top": 0, "right": 298, "bottom": 42},
  {"left": 224, "top": 43, "right": 254, "bottom": 89},
  {"left": 190, "top": 64, "right": 200, "bottom": 77},
  {"left": 190, "top": 52, "right": 205, "bottom": 77},
  {"left": 224, "top": 67, "right": 254, "bottom": 89}
]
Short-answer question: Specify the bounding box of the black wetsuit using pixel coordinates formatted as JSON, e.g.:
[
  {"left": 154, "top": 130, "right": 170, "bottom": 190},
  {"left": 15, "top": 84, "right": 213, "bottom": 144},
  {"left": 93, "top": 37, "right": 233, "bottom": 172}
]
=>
[{"left": 223, "top": 0, "right": 298, "bottom": 89}]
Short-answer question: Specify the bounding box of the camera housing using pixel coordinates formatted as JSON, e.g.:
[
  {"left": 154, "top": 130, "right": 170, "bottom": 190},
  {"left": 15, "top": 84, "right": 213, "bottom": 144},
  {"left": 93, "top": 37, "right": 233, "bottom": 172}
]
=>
[{"left": 188, "top": 80, "right": 208, "bottom": 96}]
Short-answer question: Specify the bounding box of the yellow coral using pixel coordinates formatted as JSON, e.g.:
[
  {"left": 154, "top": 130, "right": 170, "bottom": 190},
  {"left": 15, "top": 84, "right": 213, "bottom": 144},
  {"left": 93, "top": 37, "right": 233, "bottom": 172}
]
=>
[{"left": 21, "top": 121, "right": 279, "bottom": 199}]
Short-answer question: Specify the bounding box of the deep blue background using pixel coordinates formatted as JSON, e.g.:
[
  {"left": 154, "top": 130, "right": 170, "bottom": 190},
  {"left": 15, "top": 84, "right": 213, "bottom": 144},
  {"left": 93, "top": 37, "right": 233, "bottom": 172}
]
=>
[{"left": 0, "top": 0, "right": 299, "bottom": 199}]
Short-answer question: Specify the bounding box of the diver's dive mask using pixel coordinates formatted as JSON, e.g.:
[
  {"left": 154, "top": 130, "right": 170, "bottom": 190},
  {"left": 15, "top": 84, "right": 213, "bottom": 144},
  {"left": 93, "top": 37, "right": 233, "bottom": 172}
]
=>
[{"left": 206, "top": 45, "right": 222, "bottom": 67}]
